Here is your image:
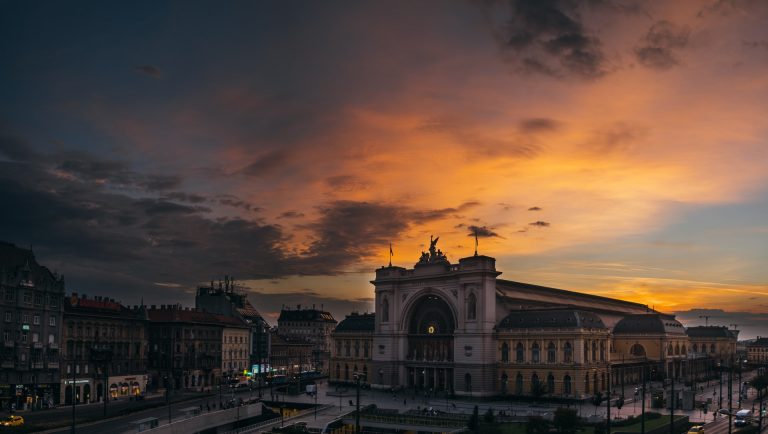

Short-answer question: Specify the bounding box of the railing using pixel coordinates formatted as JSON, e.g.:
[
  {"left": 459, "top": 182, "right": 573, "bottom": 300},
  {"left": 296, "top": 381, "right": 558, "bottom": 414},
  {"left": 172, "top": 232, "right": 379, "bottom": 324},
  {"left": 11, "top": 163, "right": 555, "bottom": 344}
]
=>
[
  {"left": 32, "top": 362, "right": 44, "bottom": 369},
  {"left": 33, "top": 342, "right": 43, "bottom": 349},
  {"left": 220, "top": 404, "right": 335, "bottom": 434},
  {"left": 48, "top": 362, "right": 59, "bottom": 369},
  {"left": 1, "top": 361, "right": 13, "bottom": 369},
  {"left": 49, "top": 343, "right": 59, "bottom": 350},
  {"left": 3, "top": 341, "right": 14, "bottom": 348}
]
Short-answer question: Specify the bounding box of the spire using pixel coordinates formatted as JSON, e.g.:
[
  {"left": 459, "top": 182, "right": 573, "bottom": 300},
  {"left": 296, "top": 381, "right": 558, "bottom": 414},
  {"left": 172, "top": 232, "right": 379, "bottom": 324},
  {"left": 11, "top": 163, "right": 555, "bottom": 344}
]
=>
[
  {"left": 474, "top": 229, "right": 479, "bottom": 256},
  {"left": 389, "top": 242, "right": 393, "bottom": 267}
]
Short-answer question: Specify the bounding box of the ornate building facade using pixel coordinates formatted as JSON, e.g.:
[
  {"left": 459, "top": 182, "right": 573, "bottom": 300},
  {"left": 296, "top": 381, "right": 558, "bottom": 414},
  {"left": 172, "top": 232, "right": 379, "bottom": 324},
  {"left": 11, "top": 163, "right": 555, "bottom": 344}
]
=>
[
  {"left": 329, "top": 312, "right": 374, "bottom": 385},
  {"left": 0, "top": 243, "right": 64, "bottom": 409},
  {"left": 369, "top": 238, "right": 738, "bottom": 398}
]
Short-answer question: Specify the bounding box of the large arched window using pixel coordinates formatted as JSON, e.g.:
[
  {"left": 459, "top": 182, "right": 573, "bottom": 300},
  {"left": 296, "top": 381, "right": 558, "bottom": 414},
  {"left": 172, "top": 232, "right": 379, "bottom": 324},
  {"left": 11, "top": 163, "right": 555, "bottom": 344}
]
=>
[
  {"left": 675, "top": 343, "right": 680, "bottom": 355},
  {"left": 532, "top": 343, "right": 540, "bottom": 363},
  {"left": 592, "top": 341, "right": 597, "bottom": 361},
  {"left": 600, "top": 341, "right": 605, "bottom": 361},
  {"left": 563, "top": 375, "right": 572, "bottom": 395},
  {"left": 501, "top": 342, "right": 509, "bottom": 363},
  {"left": 382, "top": 298, "right": 389, "bottom": 322},
  {"left": 693, "top": 343, "right": 698, "bottom": 353},
  {"left": 547, "top": 342, "right": 556, "bottom": 363},
  {"left": 344, "top": 364, "right": 349, "bottom": 380},
  {"left": 681, "top": 344, "right": 686, "bottom": 355},
  {"left": 515, "top": 373, "right": 523, "bottom": 395},
  {"left": 467, "top": 293, "right": 477, "bottom": 320},
  {"left": 531, "top": 373, "right": 540, "bottom": 394},
  {"left": 710, "top": 344, "right": 715, "bottom": 353},
  {"left": 564, "top": 342, "right": 573, "bottom": 363},
  {"left": 630, "top": 344, "right": 646, "bottom": 357},
  {"left": 584, "top": 341, "right": 590, "bottom": 362},
  {"left": 465, "top": 373, "right": 472, "bottom": 392},
  {"left": 585, "top": 373, "right": 590, "bottom": 393},
  {"left": 668, "top": 344, "right": 673, "bottom": 356},
  {"left": 516, "top": 342, "right": 525, "bottom": 363},
  {"left": 501, "top": 373, "right": 508, "bottom": 394},
  {"left": 547, "top": 373, "right": 555, "bottom": 394},
  {"left": 335, "top": 364, "right": 340, "bottom": 379}
]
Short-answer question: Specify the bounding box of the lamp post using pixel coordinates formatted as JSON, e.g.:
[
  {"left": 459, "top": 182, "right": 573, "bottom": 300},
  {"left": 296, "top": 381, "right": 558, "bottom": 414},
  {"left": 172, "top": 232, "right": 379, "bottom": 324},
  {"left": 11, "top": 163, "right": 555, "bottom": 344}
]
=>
[
  {"left": 728, "top": 356, "right": 733, "bottom": 434},
  {"left": 70, "top": 358, "right": 76, "bottom": 434},
  {"left": 354, "top": 371, "right": 366, "bottom": 434},
  {"left": 670, "top": 359, "right": 676, "bottom": 434}
]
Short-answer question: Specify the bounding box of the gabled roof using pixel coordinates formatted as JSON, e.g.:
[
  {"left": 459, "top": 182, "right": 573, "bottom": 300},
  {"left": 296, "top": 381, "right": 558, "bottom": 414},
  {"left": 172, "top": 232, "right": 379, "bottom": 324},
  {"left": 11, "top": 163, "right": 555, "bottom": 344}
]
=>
[
  {"left": 497, "top": 308, "right": 606, "bottom": 330},
  {"left": 748, "top": 337, "right": 768, "bottom": 347},
  {"left": 148, "top": 307, "right": 248, "bottom": 328},
  {"left": 613, "top": 314, "right": 685, "bottom": 334},
  {"left": 686, "top": 326, "right": 736, "bottom": 338},
  {"left": 278, "top": 308, "right": 337, "bottom": 323},
  {"left": 335, "top": 313, "right": 375, "bottom": 333}
]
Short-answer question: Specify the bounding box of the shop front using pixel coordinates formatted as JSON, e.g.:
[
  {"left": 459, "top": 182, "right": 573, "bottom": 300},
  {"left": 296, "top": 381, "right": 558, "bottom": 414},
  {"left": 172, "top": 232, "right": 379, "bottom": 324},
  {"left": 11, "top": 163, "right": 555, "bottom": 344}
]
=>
[{"left": 108, "top": 375, "right": 147, "bottom": 399}]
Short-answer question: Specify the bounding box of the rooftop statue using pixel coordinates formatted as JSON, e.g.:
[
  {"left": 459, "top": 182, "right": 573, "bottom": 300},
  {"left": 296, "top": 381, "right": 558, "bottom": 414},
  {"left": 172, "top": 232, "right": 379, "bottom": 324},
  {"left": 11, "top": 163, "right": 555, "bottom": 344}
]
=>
[{"left": 418, "top": 235, "right": 447, "bottom": 264}]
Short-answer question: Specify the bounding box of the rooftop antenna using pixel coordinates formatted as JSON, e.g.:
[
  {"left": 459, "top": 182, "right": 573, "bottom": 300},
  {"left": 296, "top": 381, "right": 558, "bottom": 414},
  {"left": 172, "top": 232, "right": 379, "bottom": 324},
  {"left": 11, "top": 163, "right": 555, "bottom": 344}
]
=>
[{"left": 699, "top": 315, "right": 710, "bottom": 326}]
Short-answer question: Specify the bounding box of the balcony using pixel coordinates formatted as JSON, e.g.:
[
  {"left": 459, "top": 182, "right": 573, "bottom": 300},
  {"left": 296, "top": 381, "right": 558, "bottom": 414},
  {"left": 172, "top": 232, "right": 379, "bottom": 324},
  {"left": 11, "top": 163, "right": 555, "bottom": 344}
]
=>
[
  {"left": 3, "top": 341, "right": 13, "bottom": 348},
  {"left": 32, "top": 362, "right": 44, "bottom": 369},
  {"left": 47, "top": 362, "right": 59, "bottom": 369},
  {"left": 1, "top": 361, "right": 13, "bottom": 369},
  {"left": 33, "top": 342, "right": 43, "bottom": 349},
  {"left": 49, "top": 343, "right": 59, "bottom": 350}
]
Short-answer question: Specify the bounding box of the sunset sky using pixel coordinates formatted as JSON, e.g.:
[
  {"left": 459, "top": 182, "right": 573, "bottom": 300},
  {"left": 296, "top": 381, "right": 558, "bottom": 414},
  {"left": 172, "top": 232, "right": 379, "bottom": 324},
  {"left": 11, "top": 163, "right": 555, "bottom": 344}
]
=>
[{"left": 2, "top": 1, "right": 767, "bottom": 337}]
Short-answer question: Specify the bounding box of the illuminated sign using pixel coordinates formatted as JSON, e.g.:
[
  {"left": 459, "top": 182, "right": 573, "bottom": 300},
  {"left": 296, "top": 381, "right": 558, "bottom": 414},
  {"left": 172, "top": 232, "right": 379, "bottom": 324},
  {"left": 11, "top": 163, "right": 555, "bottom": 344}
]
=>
[
  {"left": 22, "top": 325, "right": 29, "bottom": 331},
  {"left": 427, "top": 325, "right": 435, "bottom": 334}
]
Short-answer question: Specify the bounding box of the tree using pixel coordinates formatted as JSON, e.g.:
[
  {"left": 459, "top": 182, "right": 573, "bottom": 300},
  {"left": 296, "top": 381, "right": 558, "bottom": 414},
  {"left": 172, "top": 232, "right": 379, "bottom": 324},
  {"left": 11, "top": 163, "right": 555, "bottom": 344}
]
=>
[
  {"left": 468, "top": 405, "right": 480, "bottom": 433},
  {"left": 594, "top": 422, "right": 606, "bottom": 434},
  {"left": 484, "top": 407, "right": 496, "bottom": 424},
  {"left": 527, "top": 416, "right": 550, "bottom": 434},
  {"left": 554, "top": 407, "right": 579, "bottom": 434},
  {"left": 532, "top": 381, "right": 549, "bottom": 398}
]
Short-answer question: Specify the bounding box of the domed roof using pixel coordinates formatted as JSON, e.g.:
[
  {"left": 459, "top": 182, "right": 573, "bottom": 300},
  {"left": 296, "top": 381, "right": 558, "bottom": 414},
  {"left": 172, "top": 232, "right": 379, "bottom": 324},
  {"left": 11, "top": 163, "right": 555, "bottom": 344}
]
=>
[
  {"left": 613, "top": 314, "right": 685, "bottom": 334},
  {"left": 497, "top": 309, "right": 606, "bottom": 330}
]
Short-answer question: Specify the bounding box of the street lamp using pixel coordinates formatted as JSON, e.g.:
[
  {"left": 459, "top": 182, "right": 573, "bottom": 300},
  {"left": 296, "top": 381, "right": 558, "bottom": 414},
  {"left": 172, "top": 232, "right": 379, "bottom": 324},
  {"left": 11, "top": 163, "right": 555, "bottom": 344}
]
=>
[{"left": 353, "top": 371, "right": 366, "bottom": 434}]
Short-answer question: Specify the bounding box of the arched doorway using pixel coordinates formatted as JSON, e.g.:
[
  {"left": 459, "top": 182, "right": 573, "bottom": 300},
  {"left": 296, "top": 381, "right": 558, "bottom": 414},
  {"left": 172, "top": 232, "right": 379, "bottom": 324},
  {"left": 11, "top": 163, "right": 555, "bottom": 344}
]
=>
[
  {"left": 405, "top": 294, "right": 456, "bottom": 392},
  {"left": 64, "top": 386, "right": 72, "bottom": 405},
  {"left": 83, "top": 384, "right": 91, "bottom": 402},
  {"left": 96, "top": 383, "right": 103, "bottom": 402}
]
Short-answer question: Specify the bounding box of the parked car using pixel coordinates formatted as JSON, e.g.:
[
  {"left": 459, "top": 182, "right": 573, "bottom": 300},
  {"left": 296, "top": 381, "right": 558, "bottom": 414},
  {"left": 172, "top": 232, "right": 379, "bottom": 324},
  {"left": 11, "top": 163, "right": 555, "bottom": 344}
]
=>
[
  {"left": 1, "top": 415, "right": 24, "bottom": 427},
  {"left": 687, "top": 425, "right": 704, "bottom": 434}
]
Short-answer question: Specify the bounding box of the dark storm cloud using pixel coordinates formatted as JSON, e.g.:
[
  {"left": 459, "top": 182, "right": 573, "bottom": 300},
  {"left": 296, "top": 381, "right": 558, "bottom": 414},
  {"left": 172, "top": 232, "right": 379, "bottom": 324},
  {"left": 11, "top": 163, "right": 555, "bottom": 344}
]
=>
[
  {"left": 529, "top": 220, "right": 551, "bottom": 227},
  {"left": 519, "top": 118, "right": 561, "bottom": 133},
  {"left": 467, "top": 225, "right": 500, "bottom": 238},
  {"left": 279, "top": 210, "right": 305, "bottom": 219},
  {"left": 0, "top": 154, "right": 288, "bottom": 302},
  {"left": 743, "top": 40, "right": 768, "bottom": 49},
  {"left": 163, "top": 192, "right": 208, "bottom": 204},
  {"left": 135, "top": 65, "right": 162, "bottom": 78},
  {"left": 635, "top": 21, "right": 690, "bottom": 70},
  {"left": 290, "top": 200, "right": 480, "bottom": 273},
  {"left": 481, "top": 0, "right": 608, "bottom": 79},
  {"left": 325, "top": 175, "right": 371, "bottom": 192},
  {"left": 239, "top": 150, "right": 291, "bottom": 177},
  {"left": 528, "top": 206, "right": 542, "bottom": 211},
  {"left": 55, "top": 151, "right": 181, "bottom": 191},
  {"left": 216, "top": 195, "right": 260, "bottom": 212},
  {"left": 0, "top": 132, "right": 43, "bottom": 161}
]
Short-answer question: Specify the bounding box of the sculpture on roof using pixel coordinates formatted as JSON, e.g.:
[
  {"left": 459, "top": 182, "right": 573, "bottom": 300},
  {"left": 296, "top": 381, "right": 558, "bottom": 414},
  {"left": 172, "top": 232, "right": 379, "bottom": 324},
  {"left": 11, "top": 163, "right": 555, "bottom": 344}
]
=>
[{"left": 418, "top": 235, "right": 447, "bottom": 264}]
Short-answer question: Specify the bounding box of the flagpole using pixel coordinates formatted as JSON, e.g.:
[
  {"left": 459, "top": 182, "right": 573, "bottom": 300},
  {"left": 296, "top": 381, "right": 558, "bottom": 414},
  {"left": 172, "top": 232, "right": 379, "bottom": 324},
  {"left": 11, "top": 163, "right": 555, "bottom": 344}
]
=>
[
  {"left": 474, "top": 231, "right": 478, "bottom": 256},
  {"left": 389, "top": 242, "right": 393, "bottom": 267}
]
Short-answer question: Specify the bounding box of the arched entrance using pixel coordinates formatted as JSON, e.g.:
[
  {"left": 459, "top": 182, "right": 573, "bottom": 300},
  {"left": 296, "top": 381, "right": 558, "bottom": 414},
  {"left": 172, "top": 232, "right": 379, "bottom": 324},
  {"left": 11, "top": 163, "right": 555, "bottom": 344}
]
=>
[{"left": 405, "top": 294, "right": 455, "bottom": 393}]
